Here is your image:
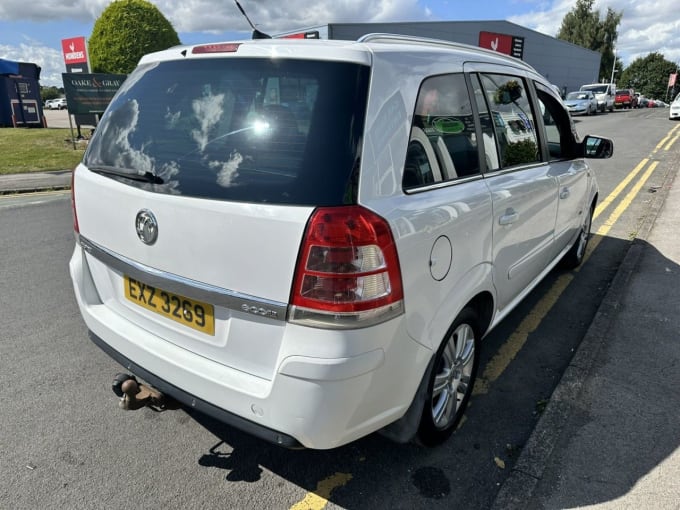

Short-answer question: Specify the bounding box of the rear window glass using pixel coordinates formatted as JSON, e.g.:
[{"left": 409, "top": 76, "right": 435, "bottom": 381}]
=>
[{"left": 84, "top": 58, "right": 369, "bottom": 206}]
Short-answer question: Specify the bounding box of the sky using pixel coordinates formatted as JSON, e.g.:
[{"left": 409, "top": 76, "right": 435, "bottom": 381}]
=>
[{"left": 1, "top": 0, "right": 679, "bottom": 87}]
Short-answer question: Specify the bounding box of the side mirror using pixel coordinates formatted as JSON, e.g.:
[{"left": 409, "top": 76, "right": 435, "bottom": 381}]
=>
[{"left": 582, "top": 135, "right": 614, "bottom": 159}]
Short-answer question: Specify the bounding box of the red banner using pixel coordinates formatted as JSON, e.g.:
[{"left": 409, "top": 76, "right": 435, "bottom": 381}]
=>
[
  {"left": 669, "top": 73, "right": 677, "bottom": 87},
  {"left": 61, "top": 37, "right": 88, "bottom": 65}
]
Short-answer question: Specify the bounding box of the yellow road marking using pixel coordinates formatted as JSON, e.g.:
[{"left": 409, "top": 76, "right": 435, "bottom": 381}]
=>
[
  {"left": 474, "top": 272, "right": 574, "bottom": 395},
  {"left": 656, "top": 123, "right": 680, "bottom": 150},
  {"left": 664, "top": 134, "right": 679, "bottom": 151},
  {"left": 290, "top": 473, "right": 353, "bottom": 510},
  {"left": 594, "top": 158, "right": 648, "bottom": 220},
  {"left": 596, "top": 161, "right": 658, "bottom": 237}
]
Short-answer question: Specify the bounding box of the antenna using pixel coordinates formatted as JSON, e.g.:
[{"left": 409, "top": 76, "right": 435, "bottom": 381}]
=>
[{"left": 234, "top": 0, "right": 271, "bottom": 39}]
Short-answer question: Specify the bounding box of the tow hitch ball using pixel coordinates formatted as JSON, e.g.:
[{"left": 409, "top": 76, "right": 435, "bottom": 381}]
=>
[{"left": 112, "top": 373, "right": 178, "bottom": 411}]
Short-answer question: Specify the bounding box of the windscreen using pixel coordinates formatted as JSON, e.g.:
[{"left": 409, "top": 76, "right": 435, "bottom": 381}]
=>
[{"left": 84, "top": 58, "right": 370, "bottom": 206}]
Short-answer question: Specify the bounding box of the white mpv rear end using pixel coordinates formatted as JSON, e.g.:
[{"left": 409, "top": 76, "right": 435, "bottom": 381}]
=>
[{"left": 70, "top": 35, "right": 611, "bottom": 449}]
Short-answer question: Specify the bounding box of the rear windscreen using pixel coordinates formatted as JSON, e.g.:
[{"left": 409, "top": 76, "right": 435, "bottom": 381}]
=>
[{"left": 84, "top": 58, "right": 370, "bottom": 206}]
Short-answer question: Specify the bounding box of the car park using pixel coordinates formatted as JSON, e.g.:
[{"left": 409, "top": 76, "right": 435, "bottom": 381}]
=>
[
  {"left": 70, "top": 34, "right": 613, "bottom": 450},
  {"left": 669, "top": 94, "right": 680, "bottom": 120},
  {"left": 564, "top": 90, "right": 598, "bottom": 116}
]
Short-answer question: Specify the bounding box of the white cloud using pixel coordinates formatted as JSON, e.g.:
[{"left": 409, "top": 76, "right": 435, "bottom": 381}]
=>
[
  {"left": 0, "top": 0, "right": 110, "bottom": 22},
  {"left": 2, "top": 0, "right": 679, "bottom": 87},
  {"left": 0, "top": 41, "right": 64, "bottom": 87},
  {"left": 510, "top": 0, "right": 680, "bottom": 66}
]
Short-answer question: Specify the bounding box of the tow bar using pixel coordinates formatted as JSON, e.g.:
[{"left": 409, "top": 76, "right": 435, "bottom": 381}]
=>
[{"left": 112, "top": 373, "right": 180, "bottom": 411}]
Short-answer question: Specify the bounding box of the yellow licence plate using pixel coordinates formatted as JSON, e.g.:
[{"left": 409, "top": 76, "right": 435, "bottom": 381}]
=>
[{"left": 124, "top": 275, "right": 215, "bottom": 335}]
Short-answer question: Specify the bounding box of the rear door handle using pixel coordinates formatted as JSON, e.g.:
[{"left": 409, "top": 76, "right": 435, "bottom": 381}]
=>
[{"left": 499, "top": 209, "right": 518, "bottom": 225}]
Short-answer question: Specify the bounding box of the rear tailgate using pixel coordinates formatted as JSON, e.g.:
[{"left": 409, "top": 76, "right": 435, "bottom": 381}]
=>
[{"left": 74, "top": 165, "right": 313, "bottom": 379}]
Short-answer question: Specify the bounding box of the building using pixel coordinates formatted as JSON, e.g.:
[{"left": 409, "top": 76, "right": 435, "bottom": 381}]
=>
[
  {"left": 0, "top": 58, "right": 45, "bottom": 128},
  {"left": 278, "top": 20, "right": 601, "bottom": 96}
]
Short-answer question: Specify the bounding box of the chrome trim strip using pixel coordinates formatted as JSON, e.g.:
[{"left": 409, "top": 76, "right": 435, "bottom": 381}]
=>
[
  {"left": 78, "top": 234, "right": 289, "bottom": 322},
  {"left": 289, "top": 300, "right": 404, "bottom": 329}
]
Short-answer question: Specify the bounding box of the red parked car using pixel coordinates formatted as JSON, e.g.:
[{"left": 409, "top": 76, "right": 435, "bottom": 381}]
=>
[{"left": 615, "top": 89, "right": 636, "bottom": 109}]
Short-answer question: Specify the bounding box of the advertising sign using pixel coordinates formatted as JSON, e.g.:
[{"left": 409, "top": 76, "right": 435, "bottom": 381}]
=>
[
  {"left": 669, "top": 73, "right": 677, "bottom": 88},
  {"left": 62, "top": 73, "right": 126, "bottom": 115},
  {"left": 479, "top": 31, "right": 525, "bottom": 59},
  {"left": 61, "top": 37, "right": 89, "bottom": 66}
]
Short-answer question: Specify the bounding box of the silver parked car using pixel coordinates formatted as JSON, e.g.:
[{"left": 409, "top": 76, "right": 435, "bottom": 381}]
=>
[
  {"left": 564, "top": 90, "right": 598, "bottom": 116},
  {"left": 70, "top": 34, "right": 613, "bottom": 449}
]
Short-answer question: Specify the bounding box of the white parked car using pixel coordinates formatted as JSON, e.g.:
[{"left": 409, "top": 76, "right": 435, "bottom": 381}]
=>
[
  {"left": 47, "top": 97, "right": 67, "bottom": 110},
  {"left": 70, "top": 34, "right": 613, "bottom": 449},
  {"left": 670, "top": 94, "right": 680, "bottom": 120}
]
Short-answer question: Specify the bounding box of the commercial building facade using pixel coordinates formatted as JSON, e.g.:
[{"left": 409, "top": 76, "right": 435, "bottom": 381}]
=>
[{"left": 280, "top": 20, "right": 601, "bottom": 96}]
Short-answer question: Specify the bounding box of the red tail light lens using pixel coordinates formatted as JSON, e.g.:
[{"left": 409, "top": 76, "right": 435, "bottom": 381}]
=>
[{"left": 290, "top": 206, "right": 404, "bottom": 328}]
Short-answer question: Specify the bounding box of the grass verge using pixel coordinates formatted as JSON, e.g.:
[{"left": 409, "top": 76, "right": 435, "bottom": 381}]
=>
[{"left": 0, "top": 128, "right": 85, "bottom": 175}]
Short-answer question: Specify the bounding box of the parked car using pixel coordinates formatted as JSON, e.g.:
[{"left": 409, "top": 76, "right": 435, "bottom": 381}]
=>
[
  {"left": 580, "top": 82, "right": 616, "bottom": 112},
  {"left": 669, "top": 94, "right": 680, "bottom": 120},
  {"left": 564, "top": 90, "right": 598, "bottom": 116},
  {"left": 47, "top": 98, "right": 67, "bottom": 110},
  {"left": 614, "top": 89, "right": 635, "bottom": 109},
  {"left": 70, "top": 34, "right": 613, "bottom": 450}
]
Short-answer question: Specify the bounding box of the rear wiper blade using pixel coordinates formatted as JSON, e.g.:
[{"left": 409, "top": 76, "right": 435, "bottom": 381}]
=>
[{"left": 89, "top": 166, "right": 164, "bottom": 184}]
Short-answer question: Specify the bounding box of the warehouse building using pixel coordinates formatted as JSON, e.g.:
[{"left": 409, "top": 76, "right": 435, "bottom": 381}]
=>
[{"left": 279, "top": 20, "right": 601, "bottom": 96}]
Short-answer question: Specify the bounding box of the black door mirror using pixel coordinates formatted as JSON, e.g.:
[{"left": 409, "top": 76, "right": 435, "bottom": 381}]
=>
[{"left": 582, "top": 135, "right": 614, "bottom": 159}]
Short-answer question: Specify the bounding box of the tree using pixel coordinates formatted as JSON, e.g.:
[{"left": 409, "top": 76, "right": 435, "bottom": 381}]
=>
[
  {"left": 40, "top": 86, "right": 61, "bottom": 102},
  {"left": 557, "top": 0, "right": 623, "bottom": 82},
  {"left": 619, "top": 53, "right": 678, "bottom": 100},
  {"left": 89, "top": 0, "right": 180, "bottom": 74}
]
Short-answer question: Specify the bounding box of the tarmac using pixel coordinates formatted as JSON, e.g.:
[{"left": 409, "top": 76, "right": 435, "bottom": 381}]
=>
[{"left": 1, "top": 164, "right": 679, "bottom": 509}]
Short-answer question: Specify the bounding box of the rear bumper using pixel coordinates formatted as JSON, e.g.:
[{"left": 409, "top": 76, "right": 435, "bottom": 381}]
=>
[
  {"left": 89, "top": 331, "right": 304, "bottom": 449},
  {"left": 89, "top": 331, "right": 304, "bottom": 448},
  {"left": 70, "top": 244, "right": 431, "bottom": 449}
]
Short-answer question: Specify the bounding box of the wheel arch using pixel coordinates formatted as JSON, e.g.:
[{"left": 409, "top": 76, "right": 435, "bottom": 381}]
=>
[{"left": 466, "top": 290, "right": 494, "bottom": 338}]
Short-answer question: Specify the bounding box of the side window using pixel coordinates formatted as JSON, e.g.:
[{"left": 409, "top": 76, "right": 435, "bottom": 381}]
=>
[
  {"left": 534, "top": 82, "right": 577, "bottom": 161},
  {"left": 477, "top": 73, "right": 540, "bottom": 169},
  {"left": 403, "top": 73, "right": 479, "bottom": 189}
]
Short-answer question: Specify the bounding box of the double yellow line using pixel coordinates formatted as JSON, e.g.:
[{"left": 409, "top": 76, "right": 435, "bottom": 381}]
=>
[{"left": 473, "top": 123, "right": 679, "bottom": 395}]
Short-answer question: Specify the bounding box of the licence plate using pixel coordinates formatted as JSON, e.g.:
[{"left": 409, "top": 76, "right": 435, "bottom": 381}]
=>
[{"left": 124, "top": 275, "right": 215, "bottom": 335}]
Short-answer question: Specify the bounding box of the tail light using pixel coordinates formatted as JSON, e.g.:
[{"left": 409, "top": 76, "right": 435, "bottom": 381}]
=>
[
  {"left": 71, "top": 168, "right": 79, "bottom": 233},
  {"left": 289, "top": 206, "right": 404, "bottom": 329}
]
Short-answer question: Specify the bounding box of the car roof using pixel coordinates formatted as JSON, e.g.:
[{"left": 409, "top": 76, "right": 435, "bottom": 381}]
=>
[{"left": 138, "top": 33, "right": 537, "bottom": 73}]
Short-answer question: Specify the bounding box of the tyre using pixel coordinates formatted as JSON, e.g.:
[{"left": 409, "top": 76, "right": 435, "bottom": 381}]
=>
[
  {"left": 561, "top": 202, "right": 593, "bottom": 269},
  {"left": 417, "top": 307, "right": 480, "bottom": 446}
]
